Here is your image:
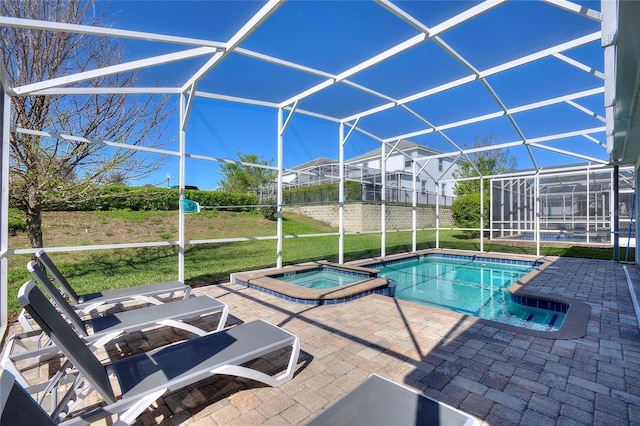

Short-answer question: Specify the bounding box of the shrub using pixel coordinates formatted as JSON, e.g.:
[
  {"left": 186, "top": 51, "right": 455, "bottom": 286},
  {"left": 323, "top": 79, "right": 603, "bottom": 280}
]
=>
[
  {"left": 260, "top": 199, "right": 278, "bottom": 221},
  {"left": 451, "top": 193, "right": 490, "bottom": 238},
  {"left": 8, "top": 208, "right": 26, "bottom": 234},
  {"left": 8, "top": 217, "right": 26, "bottom": 234},
  {"left": 41, "top": 186, "right": 258, "bottom": 212},
  {"left": 186, "top": 190, "right": 257, "bottom": 211}
]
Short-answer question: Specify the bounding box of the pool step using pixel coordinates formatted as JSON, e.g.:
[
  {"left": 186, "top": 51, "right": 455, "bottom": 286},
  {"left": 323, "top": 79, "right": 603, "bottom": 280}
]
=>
[{"left": 508, "top": 311, "right": 559, "bottom": 328}]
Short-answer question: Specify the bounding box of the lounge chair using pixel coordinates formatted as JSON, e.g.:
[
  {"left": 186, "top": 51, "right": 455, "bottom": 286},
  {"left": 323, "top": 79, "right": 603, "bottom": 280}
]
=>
[
  {"left": 3, "top": 263, "right": 228, "bottom": 387},
  {"left": 35, "top": 249, "right": 190, "bottom": 315},
  {"left": 12, "top": 280, "right": 300, "bottom": 424},
  {"left": 1, "top": 368, "right": 102, "bottom": 425},
  {"left": 28, "top": 260, "right": 229, "bottom": 339},
  {"left": 306, "top": 374, "right": 478, "bottom": 426}
]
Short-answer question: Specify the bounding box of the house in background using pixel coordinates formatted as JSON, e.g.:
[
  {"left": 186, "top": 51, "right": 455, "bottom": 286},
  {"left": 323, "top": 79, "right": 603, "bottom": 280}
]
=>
[
  {"left": 345, "top": 140, "right": 458, "bottom": 200},
  {"left": 278, "top": 140, "right": 459, "bottom": 206}
]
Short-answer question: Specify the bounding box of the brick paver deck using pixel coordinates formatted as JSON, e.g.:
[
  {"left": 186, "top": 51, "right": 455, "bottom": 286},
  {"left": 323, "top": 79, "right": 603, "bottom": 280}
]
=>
[{"left": 4, "top": 255, "right": 640, "bottom": 425}]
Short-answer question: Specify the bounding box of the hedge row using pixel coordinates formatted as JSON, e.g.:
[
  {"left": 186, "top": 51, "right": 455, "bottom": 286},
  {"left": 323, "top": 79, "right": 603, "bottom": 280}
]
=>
[
  {"left": 42, "top": 186, "right": 258, "bottom": 211},
  {"left": 283, "top": 181, "right": 362, "bottom": 205}
]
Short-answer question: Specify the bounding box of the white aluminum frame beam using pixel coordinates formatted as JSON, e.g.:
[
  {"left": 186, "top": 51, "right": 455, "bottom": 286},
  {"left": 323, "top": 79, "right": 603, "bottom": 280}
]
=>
[
  {"left": 584, "top": 134, "right": 606, "bottom": 147},
  {"left": 553, "top": 52, "right": 605, "bottom": 79},
  {"left": 527, "top": 126, "right": 606, "bottom": 144},
  {"left": 480, "top": 177, "right": 485, "bottom": 252},
  {"left": 542, "top": 0, "right": 602, "bottom": 21},
  {"left": 587, "top": 164, "right": 591, "bottom": 243},
  {"left": 14, "top": 127, "right": 303, "bottom": 176},
  {"left": 25, "top": 87, "right": 182, "bottom": 96},
  {"left": 181, "top": 83, "right": 198, "bottom": 131},
  {"left": 13, "top": 47, "right": 219, "bottom": 95},
  {"left": 482, "top": 32, "right": 601, "bottom": 77},
  {"left": 280, "top": 101, "right": 299, "bottom": 136},
  {"left": 528, "top": 142, "right": 607, "bottom": 164},
  {"left": 339, "top": 123, "right": 346, "bottom": 264},
  {"left": 178, "top": 94, "right": 187, "bottom": 282},
  {"left": 490, "top": 163, "right": 621, "bottom": 182},
  {"left": 412, "top": 126, "right": 606, "bottom": 164},
  {"left": 0, "top": 16, "right": 227, "bottom": 48},
  {"left": 381, "top": 87, "right": 604, "bottom": 143},
  {"left": 277, "top": 108, "right": 285, "bottom": 268},
  {"left": 0, "top": 51, "right": 10, "bottom": 94},
  {"left": 0, "top": 88, "right": 9, "bottom": 336},
  {"left": 338, "top": 118, "right": 360, "bottom": 264},
  {"left": 380, "top": 142, "right": 387, "bottom": 258},
  {"left": 535, "top": 173, "right": 541, "bottom": 257},
  {"left": 601, "top": 0, "right": 618, "bottom": 153},
  {"left": 197, "top": 90, "right": 343, "bottom": 123},
  {"left": 281, "top": 0, "right": 503, "bottom": 108},
  {"left": 565, "top": 100, "right": 606, "bottom": 122},
  {"left": 412, "top": 159, "right": 417, "bottom": 252},
  {"left": 436, "top": 179, "right": 441, "bottom": 249},
  {"left": 14, "top": 127, "right": 181, "bottom": 157},
  {"left": 346, "top": 32, "right": 601, "bottom": 123},
  {"left": 274, "top": 100, "right": 300, "bottom": 268}
]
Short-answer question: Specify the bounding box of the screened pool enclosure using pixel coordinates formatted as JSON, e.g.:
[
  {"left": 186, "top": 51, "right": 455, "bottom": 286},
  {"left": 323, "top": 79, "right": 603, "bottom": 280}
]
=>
[
  {"left": 491, "top": 165, "right": 635, "bottom": 246},
  {"left": 2, "top": 0, "right": 640, "bottom": 335}
]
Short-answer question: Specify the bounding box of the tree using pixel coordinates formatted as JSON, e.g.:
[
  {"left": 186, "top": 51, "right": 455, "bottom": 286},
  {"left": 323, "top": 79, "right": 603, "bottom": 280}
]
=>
[
  {"left": 104, "top": 172, "right": 127, "bottom": 186},
  {"left": 451, "top": 193, "right": 490, "bottom": 238},
  {"left": 453, "top": 135, "right": 517, "bottom": 197},
  {"left": 219, "top": 153, "right": 277, "bottom": 195},
  {"left": 2, "top": 0, "right": 173, "bottom": 248},
  {"left": 451, "top": 135, "right": 517, "bottom": 235}
]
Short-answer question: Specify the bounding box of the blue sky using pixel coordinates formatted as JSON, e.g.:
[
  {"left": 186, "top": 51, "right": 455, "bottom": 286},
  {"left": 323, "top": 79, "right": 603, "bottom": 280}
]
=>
[{"left": 97, "top": 0, "right": 605, "bottom": 189}]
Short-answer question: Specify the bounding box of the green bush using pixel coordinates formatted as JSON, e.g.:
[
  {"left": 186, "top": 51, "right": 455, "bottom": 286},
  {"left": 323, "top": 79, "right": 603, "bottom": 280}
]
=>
[
  {"left": 42, "top": 185, "right": 177, "bottom": 211},
  {"left": 451, "top": 193, "right": 490, "bottom": 237},
  {"left": 260, "top": 199, "right": 278, "bottom": 221},
  {"left": 8, "top": 217, "right": 26, "bottom": 234},
  {"left": 8, "top": 208, "right": 26, "bottom": 234},
  {"left": 186, "top": 190, "right": 257, "bottom": 211},
  {"left": 40, "top": 186, "right": 258, "bottom": 212}
]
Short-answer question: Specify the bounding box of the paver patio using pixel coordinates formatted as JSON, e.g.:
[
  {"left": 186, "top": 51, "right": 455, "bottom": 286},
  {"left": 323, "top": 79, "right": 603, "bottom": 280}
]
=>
[{"left": 4, "top": 255, "right": 640, "bottom": 425}]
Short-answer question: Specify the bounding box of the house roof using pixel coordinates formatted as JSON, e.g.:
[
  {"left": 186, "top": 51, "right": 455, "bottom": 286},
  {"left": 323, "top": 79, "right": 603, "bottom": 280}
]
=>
[
  {"left": 346, "top": 140, "right": 448, "bottom": 164},
  {"left": 290, "top": 157, "right": 338, "bottom": 171}
]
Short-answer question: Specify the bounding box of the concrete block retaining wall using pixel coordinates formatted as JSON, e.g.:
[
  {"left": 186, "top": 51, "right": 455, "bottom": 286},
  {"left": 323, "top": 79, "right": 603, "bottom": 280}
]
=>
[{"left": 284, "top": 203, "right": 454, "bottom": 232}]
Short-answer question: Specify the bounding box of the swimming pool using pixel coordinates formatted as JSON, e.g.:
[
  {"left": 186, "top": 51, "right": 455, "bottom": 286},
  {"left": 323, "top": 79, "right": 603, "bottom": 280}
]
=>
[
  {"left": 232, "top": 263, "right": 392, "bottom": 305},
  {"left": 507, "top": 232, "right": 604, "bottom": 243},
  {"left": 367, "top": 255, "right": 565, "bottom": 331},
  {"left": 277, "top": 267, "right": 368, "bottom": 289}
]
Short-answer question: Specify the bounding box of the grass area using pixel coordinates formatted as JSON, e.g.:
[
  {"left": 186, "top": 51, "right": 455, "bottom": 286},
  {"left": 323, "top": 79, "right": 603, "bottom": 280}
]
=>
[{"left": 6, "top": 209, "right": 626, "bottom": 317}]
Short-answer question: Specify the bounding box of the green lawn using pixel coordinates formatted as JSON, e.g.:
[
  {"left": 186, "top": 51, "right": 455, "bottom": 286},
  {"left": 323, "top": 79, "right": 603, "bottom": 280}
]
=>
[{"left": 5, "top": 210, "right": 625, "bottom": 317}]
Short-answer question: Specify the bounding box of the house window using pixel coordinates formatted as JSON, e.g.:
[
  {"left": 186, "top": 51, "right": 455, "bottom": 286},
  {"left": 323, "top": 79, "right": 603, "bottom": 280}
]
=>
[
  {"left": 438, "top": 158, "right": 443, "bottom": 172},
  {"left": 405, "top": 159, "right": 411, "bottom": 169},
  {"left": 441, "top": 183, "right": 446, "bottom": 194},
  {"left": 421, "top": 181, "right": 427, "bottom": 194}
]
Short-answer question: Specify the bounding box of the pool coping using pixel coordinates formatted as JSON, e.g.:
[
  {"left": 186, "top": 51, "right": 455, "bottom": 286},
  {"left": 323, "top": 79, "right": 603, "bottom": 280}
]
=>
[
  {"left": 350, "top": 249, "right": 591, "bottom": 340},
  {"left": 231, "top": 261, "right": 392, "bottom": 304}
]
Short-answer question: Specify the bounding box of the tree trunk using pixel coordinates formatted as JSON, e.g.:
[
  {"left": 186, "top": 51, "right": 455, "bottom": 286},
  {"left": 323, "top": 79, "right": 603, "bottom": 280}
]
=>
[{"left": 25, "top": 185, "right": 43, "bottom": 249}]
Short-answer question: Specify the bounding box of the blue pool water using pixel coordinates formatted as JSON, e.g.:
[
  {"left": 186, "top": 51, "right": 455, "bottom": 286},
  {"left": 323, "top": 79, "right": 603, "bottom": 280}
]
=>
[
  {"left": 514, "top": 232, "right": 603, "bottom": 243},
  {"left": 277, "top": 268, "right": 366, "bottom": 289},
  {"left": 373, "top": 255, "right": 564, "bottom": 331}
]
